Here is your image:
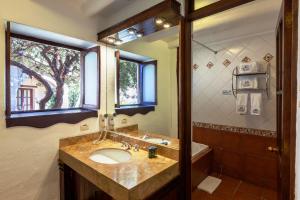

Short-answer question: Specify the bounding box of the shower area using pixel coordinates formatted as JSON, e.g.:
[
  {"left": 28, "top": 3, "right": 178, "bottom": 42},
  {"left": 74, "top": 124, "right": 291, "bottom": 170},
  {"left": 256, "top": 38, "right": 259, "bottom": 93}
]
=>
[{"left": 190, "top": 0, "right": 281, "bottom": 199}]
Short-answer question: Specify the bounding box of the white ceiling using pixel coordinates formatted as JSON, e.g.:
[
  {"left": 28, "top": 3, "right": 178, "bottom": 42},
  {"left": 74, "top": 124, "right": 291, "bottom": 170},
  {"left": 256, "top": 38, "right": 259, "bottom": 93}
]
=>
[
  {"left": 192, "top": 0, "right": 282, "bottom": 44},
  {"left": 119, "top": 50, "right": 154, "bottom": 62},
  {"left": 10, "top": 22, "right": 96, "bottom": 49},
  {"left": 147, "top": 0, "right": 282, "bottom": 47},
  {"left": 75, "top": 0, "right": 138, "bottom": 17}
]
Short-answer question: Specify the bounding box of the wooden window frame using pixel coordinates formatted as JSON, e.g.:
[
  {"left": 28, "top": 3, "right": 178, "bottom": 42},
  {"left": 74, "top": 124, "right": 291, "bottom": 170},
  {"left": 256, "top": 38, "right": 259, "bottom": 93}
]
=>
[
  {"left": 5, "top": 26, "right": 100, "bottom": 128},
  {"left": 16, "top": 87, "right": 34, "bottom": 111},
  {"left": 115, "top": 54, "right": 157, "bottom": 116}
]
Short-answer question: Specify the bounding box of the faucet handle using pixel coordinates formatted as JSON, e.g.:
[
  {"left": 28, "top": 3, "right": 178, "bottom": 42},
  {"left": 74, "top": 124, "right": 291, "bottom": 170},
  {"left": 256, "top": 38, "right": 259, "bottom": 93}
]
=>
[
  {"left": 121, "top": 141, "right": 127, "bottom": 147},
  {"left": 121, "top": 141, "right": 131, "bottom": 150},
  {"left": 133, "top": 144, "right": 140, "bottom": 152}
]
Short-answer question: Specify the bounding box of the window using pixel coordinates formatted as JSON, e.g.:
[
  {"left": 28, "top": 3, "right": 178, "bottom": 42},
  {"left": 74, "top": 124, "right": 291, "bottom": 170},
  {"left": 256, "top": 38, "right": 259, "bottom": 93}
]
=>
[
  {"left": 17, "top": 87, "right": 34, "bottom": 111},
  {"left": 115, "top": 51, "right": 157, "bottom": 116},
  {"left": 119, "top": 59, "right": 140, "bottom": 105},
  {"left": 5, "top": 22, "right": 100, "bottom": 128}
]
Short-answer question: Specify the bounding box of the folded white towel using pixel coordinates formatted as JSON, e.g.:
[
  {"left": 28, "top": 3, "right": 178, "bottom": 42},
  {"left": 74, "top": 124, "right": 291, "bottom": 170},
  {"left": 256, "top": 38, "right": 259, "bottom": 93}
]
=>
[
  {"left": 198, "top": 176, "right": 222, "bottom": 194},
  {"left": 236, "top": 93, "right": 248, "bottom": 114},
  {"left": 238, "top": 62, "right": 258, "bottom": 74},
  {"left": 238, "top": 77, "right": 258, "bottom": 89},
  {"left": 250, "top": 93, "right": 262, "bottom": 115}
]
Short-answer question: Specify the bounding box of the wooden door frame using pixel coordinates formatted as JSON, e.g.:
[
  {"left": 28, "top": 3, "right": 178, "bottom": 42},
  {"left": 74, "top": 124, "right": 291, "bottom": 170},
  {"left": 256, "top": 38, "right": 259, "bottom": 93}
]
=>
[{"left": 181, "top": 0, "right": 298, "bottom": 199}]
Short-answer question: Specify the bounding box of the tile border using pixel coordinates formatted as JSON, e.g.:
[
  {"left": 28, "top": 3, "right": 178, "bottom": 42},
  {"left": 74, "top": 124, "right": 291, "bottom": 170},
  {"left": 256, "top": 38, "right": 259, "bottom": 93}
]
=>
[{"left": 193, "top": 121, "right": 276, "bottom": 138}]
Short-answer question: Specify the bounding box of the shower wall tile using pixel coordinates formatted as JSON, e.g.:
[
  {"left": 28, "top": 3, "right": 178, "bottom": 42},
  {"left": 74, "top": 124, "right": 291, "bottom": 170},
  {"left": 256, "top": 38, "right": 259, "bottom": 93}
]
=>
[{"left": 192, "top": 32, "right": 276, "bottom": 131}]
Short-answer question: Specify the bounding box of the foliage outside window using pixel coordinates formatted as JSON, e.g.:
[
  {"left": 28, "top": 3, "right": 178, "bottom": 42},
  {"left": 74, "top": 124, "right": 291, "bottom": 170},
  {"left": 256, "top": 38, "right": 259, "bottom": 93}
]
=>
[
  {"left": 116, "top": 54, "right": 157, "bottom": 117},
  {"left": 119, "top": 59, "right": 139, "bottom": 105},
  {"left": 10, "top": 37, "right": 81, "bottom": 112}
]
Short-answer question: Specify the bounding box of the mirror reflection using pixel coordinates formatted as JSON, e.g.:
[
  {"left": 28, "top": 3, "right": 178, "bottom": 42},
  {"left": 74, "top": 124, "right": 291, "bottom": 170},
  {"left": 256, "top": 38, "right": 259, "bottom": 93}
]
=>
[{"left": 101, "top": 10, "right": 180, "bottom": 151}]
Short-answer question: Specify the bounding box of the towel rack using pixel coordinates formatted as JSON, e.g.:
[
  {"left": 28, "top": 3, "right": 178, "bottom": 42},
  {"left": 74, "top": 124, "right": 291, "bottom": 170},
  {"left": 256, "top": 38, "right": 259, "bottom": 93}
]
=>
[{"left": 231, "top": 63, "right": 270, "bottom": 98}]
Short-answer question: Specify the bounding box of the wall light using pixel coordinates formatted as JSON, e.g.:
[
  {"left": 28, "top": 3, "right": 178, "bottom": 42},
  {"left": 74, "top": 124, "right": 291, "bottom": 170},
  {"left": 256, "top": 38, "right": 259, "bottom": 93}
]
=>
[
  {"left": 163, "top": 23, "right": 171, "bottom": 29},
  {"left": 128, "top": 28, "right": 136, "bottom": 35},
  {"left": 155, "top": 17, "right": 165, "bottom": 25},
  {"left": 114, "top": 39, "right": 122, "bottom": 46},
  {"left": 136, "top": 32, "right": 143, "bottom": 38},
  {"left": 107, "top": 37, "right": 115, "bottom": 43}
]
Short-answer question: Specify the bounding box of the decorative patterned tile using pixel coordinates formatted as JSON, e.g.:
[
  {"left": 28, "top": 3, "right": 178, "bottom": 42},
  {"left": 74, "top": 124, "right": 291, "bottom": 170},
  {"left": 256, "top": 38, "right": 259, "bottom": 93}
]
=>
[
  {"left": 223, "top": 59, "right": 231, "bottom": 67},
  {"left": 206, "top": 62, "right": 214, "bottom": 69},
  {"left": 263, "top": 53, "right": 274, "bottom": 62},
  {"left": 193, "top": 64, "right": 199, "bottom": 70},
  {"left": 241, "top": 56, "right": 251, "bottom": 63},
  {"left": 192, "top": 122, "right": 276, "bottom": 137}
]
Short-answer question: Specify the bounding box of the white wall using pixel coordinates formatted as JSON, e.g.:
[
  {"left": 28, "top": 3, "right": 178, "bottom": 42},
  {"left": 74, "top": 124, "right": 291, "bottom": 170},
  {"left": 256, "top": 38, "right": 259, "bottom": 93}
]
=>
[
  {"left": 192, "top": 32, "right": 276, "bottom": 131},
  {"left": 0, "top": 1, "right": 105, "bottom": 199}
]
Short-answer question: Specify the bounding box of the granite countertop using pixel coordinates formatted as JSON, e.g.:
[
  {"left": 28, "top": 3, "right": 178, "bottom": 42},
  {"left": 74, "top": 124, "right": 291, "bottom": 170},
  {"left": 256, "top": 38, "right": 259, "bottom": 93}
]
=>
[{"left": 59, "top": 138, "right": 179, "bottom": 200}]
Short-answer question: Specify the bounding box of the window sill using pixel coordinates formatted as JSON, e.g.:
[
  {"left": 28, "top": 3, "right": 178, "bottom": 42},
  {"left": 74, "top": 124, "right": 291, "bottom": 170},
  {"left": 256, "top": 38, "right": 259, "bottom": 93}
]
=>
[
  {"left": 6, "top": 108, "right": 98, "bottom": 128},
  {"left": 115, "top": 105, "right": 155, "bottom": 116}
]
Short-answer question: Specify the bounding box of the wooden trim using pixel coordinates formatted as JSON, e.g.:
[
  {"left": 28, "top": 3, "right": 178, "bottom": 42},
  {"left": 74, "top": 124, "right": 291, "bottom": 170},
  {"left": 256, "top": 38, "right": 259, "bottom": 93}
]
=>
[
  {"left": 115, "top": 105, "right": 155, "bottom": 116},
  {"left": 179, "top": 15, "right": 192, "bottom": 200},
  {"left": 188, "top": 0, "right": 255, "bottom": 21},
  {"left": 5, "top": 21, "right": 11, "bottom": 116},
  {"left": 20, "top": 84, "right": 38, "bottom": 88},
  {"left": 6, "top": 109, "right": 98, "bottom": 128},
  {"left": 10, "top": 33, "right": 84, "bottom": 51},
  {"left": 176, "top": 47, "right": 179, "bottom": 139},
  {"left": 280, "top": 0, "right": 298, "bottom": 199},
  {"left": 97, "top": 0, "right": 181, "bottom": 41},
  {"left": 289, "top": 1, "right": 298, "bottom": 198}
]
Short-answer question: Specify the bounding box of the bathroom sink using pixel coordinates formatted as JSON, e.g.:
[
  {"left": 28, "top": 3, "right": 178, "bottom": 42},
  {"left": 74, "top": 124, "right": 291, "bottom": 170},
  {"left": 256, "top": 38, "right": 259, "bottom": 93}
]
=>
[
  {"left": 89, "top": 148, "right": 132, "bottom": 164},
  {"left": 142, "top": 136, "right": 170, "bottom": 145}
]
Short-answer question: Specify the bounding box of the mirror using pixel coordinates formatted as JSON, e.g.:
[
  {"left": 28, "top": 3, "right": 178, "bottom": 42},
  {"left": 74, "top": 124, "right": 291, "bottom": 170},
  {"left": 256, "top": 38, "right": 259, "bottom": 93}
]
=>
[{"left": 99, "top": 0, "right": 180, "bottom": 150}]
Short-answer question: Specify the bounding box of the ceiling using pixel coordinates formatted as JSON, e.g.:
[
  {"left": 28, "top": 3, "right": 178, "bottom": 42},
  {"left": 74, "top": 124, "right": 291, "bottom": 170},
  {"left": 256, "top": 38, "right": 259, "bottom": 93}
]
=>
[
  {"left": 193, "top": 0, "right": 281, "bottom": 33},
  {"left": 76, "top": 0, "right": 138, "bottom": 17},
  {"left": 194, "top": 0, "right": 220, "bottom": 10},
  {"left": 10, "top": 22, "right": 97, "bottom": 49},
  {"left": 32, "top": 0, "right": 138, "bottom": 21},
  {"left": 145, "top": 0, "right": 282, "bottom": 47}
]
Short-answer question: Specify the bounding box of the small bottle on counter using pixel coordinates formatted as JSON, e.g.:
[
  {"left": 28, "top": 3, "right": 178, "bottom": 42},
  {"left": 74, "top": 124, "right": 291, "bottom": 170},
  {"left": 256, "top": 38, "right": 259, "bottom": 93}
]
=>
[{"left": 148, "top": 146, "right": 158, "bottom": 158}]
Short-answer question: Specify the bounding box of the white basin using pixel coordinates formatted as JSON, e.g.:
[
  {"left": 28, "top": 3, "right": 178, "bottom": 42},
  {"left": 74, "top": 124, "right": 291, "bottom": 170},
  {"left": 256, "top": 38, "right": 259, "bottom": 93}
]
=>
[
  {"left": 89, "top": 148, "right": 131, "bottom": 164},
  {"left": 143, "top": 138, "right": 170, "bottom": 145}
]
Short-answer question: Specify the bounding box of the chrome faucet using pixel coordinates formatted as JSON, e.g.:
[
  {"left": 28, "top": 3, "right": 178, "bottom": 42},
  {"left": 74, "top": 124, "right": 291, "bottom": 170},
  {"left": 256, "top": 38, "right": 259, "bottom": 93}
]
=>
[
  {"left": 93, "top": 130, "right": 104, "bottom": 144},
  {"left": 121, "top": 141, "right": 131, "bottom": 150},
  {"left": 93, "top": 114, "right": 108, "bottom": 144},
  {"left": 133, "top": 144, "right": 140, "bottom": 152}
]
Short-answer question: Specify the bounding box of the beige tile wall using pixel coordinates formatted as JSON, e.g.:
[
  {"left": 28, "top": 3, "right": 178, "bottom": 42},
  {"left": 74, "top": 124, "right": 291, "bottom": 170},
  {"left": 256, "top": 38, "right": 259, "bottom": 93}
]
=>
[{"left": 192, "top": 32, "right": 276, "bottom": 131}]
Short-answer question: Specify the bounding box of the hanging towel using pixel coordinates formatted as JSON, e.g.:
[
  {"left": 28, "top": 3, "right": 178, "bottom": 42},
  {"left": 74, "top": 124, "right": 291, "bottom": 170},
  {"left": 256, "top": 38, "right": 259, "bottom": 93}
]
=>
[
  {"left": 238, "top": 77, "right": 258, "bottom": 89},
  {"left": 250, "top": 93, "right": 262, "bottom": 115},
  {"left": 236, "top": 93, "right": 248, "bottom": 114},
  {"left": 238, "top": 62, "right": 258, "bottom": 74}
]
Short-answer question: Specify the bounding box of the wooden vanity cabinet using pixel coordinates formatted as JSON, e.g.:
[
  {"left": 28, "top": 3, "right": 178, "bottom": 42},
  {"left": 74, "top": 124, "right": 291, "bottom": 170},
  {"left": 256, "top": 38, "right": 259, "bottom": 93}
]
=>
[{"left": 59, "top": 161, "right": 180, "bottom": 200}]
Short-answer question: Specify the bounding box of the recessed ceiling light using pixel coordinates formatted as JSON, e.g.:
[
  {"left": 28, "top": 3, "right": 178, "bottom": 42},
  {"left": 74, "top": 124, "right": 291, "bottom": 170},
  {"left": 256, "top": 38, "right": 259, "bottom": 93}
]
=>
[
  {"left": 136, "top": 32, "right": 143, "bottom": 38},
  {"left": 155, "top": 17, "right": 165, "bottom": 25},
  {"left": 115, "top": 39, "right": 122, "bottom": 45},
  {"left": 163, "top": 23, "right": 171, "bottom": 29},
  {"left": 107, "top": 37, "right": 115, "bottom": 43}
]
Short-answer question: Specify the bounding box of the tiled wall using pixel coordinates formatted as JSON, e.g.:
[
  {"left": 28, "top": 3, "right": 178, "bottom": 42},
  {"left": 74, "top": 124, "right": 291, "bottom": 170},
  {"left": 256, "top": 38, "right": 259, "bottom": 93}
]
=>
[{"left": 192, "top": 32, "right": 276, "bottom": 131}]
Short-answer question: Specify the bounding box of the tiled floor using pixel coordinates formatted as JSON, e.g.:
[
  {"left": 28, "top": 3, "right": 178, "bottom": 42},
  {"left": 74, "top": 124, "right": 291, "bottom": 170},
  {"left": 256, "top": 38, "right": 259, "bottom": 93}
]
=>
[{"left": 192, "top": 174, "right": 277, "bottom": 200}]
